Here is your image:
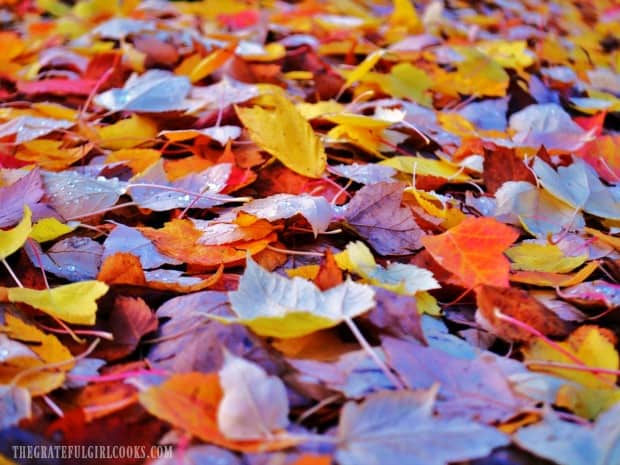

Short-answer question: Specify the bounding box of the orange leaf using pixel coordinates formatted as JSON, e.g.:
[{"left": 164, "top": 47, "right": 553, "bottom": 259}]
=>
[
  {"left": 291, "top": 454, "right": 333, "bottom": 465},
  {"left": 140, "top": 219, "right": 276, "bottom": 268},
  {"left": 314, "top": 249, "right": 343, "bottom": 291},
  {"left": 509, "top": 261, "right": 599, "bottom": 288},
  {"left": 421, "top": 217, "right": 519, "bottom": 288},
  {"left": 98, "top": 252, "right": 147, "bottom": 286},
  {"left": 139, "top": 373, "right": 298, "bottom": 452}
]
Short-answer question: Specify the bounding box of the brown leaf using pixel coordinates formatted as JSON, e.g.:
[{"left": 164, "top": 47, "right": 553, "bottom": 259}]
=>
[
  {"left": 483, "top": 146, "right": 536, "bottom": 194},
  {"left": 476, "top": 285, "right": 571, "bottom": 343}
]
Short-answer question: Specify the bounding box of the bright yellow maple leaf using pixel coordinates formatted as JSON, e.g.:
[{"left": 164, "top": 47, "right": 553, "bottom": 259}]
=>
[{"left": 235, "top": 92, "right": 326, "bottom": 178}]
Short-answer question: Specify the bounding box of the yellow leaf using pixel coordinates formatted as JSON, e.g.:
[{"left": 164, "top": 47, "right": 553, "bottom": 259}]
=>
[
  {"left": 106, "top": 148, "right": 161, "bottom": 174},
  {"left": 8, "top": 281, "right": 109, "bottom": 325},
  {"left": 15, "top": 140, "right": 91, "bottom": 171},
  {"left": 32, "top": 102, "right": 77, "bottom": 120},
  {"left": 0, "top": 206, "right": 32, "bottom": 260},
  {"left": 327, "top": 124, "right": 385, "bottom": 157},
  {"left": 555, "top": 383, "right": 620, "bottom": 420},
  {"left": 524, "top": 326, "right": 618, "bottom": 389},
  {"left": 340, "top": 49, "right": 385, "bottom": 93},
  {"left": 406, "top": 188, "right": 448, "bottom": 218},
  {"left": 283, "top": 71, "right": 313, "bottom": 80},
  {"left": 416, "top": 291, "right": 441, "bottom": 316},
  {"left": 285, "top": 264, "right": 320, "bottom": 280},
  {"left": 237, "top": 313, "right": 339, "bottom": 339},
  {"left": 506, "top": 243, "right": 588, "bottom": 273},
  {"left": 296, "top": 100, "right": 344, "bottom": 120},
  {"left": 380, "top": 156, "right": 471, "bottom": 182},
  {"left": 365, "top": 63, "right": 432, "bottom": 105},
  {"left": 176, "top": 45, "right": 236, "bottom": 83},
  {"left": 389, "top": 0, "right": 423, "bottom": 33},
  {"left": 510, "top": 261, "right": 599, "bottom": 288},
  {"left": 437, "top": 113, "right": 477, "bottom": 136},
  {"left": 456, "top": 53, "right": 509, "bottom": 97},
  {"left": 476, "top": 40, "right": 534, "bottom": 69},
  {"left": 586, "top": 227, "right": 620, "bottom": 251},
  {"left": 235, "top": 93, "right": 326, "bottom": 178},
  {"left": 335, "top": 241, "right": 439, "bottom": 295},
  {"left": 30, "top": 217, "right": 77, "bottom": 243},
  {"left": 225, "top": 256, "right": 375, "bottom": 338},
  {"left": 0, "top": 313, "right": 72, "bottom": 395},
  {"left": 97, "top": 114, "right": 158, "bottom": 150},
  {"left": 36, "top": 0, "right": 71, "bottom": 16}
]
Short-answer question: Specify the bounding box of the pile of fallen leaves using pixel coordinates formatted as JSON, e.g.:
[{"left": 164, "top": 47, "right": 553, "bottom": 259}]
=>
[{"left": 0, "top": 0, "right": 619, "bottom": 464}]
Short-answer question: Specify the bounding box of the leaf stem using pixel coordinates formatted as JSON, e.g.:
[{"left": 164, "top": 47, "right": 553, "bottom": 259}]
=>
[
  {"left": 494, "top": 309, "right": 615, "bottom": 387},
  {"left": 344, "top": 317, "right": 405, "bottom": 390},
  {"left": 2, "top": 258, "right": 23, "bottom": 288},
  {"left": 10, "top": 338, "right": 100, "bottom": 387},
  {"left": 266, "top": 245, "right": 325, "bottom": 257}
]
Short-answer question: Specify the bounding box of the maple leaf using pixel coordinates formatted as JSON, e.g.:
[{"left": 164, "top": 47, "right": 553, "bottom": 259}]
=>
[
  {"left": 421, "top": 217, "right": 519, "bottom": 288},
  {"left": 226, "top": 255, "right": 376, "bottom": 338},
  {"left": 235, "top": 91, "right": 327, "bottom": 178},
  {"left": 217, "top": 352, "right": 289, "bottom": 440},
  {"left": 336, "top": 388, "right": 509, "bottom": 465}
]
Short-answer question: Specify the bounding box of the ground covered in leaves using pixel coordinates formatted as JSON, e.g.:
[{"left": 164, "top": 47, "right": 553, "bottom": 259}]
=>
[{"left": 0, "top": 0, "right": 620, "bottom": 464}]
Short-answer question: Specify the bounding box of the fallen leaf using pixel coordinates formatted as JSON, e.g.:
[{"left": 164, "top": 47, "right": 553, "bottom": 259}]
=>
[
  {"left": 475, "top": 285, "right": 570, "bottom": 343},
  {"left": 226, "top": 255, "right": 375, "bottom": 338},
  {"left": 343, "top": 182, "right": 425, "bottom": 255},
  {"left": 141, "top": 218, "right": 276, "bottom": 268},
  {"left": 139, "top": 372, "right": 297, "bottom": 452},
  {"left": 94, "top": 70, "right": 192, "bottom": 112},
  {"left": 217, "top": 352, "right": 289, "bottom": 440},
  {"left": 235, "top": 91, "right": 326, "bottom": 178},
  {"left": 0, "top": 386, "right": 31, "bottom": 429},
  {"left": 335, "top": 241, "right": 439, "bottom": 295},
  {"left": 514, "top": 404, "right": 620, "bottom": 465},
  {"left": 0, "top": 169, "right": 44, "bottom": 229},
  {"left": 0, "top": 205, "right": 31, "bottom": 259},
  {"left": 510, "top": 261, "right": 599, "bottom": 288},
  {"left": 506, "top": 242, "right": 587, "bottom": 273},
  {"left": 6, "top": 280, "right": 109, "bottom": 325},
  {"left": 147, "top": 290, "right": 272, "bottom": 373},
  {"left": 384, "top": 337, "right": 527, "bottom": 423},
  {"left": 422, "top": 217, "right": 519, "bottom": 288},
  {"left": 336, "top": 388, "right": 509, "bottom": 465}
]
